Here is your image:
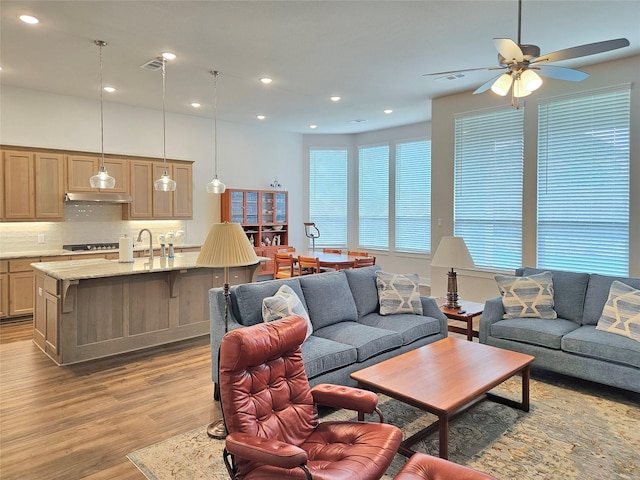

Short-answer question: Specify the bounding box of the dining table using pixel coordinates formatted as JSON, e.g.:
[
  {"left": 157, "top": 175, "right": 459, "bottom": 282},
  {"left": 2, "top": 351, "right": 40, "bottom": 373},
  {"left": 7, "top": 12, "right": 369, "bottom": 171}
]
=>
[{"left": 296, "top": 251, "right": 368, "bottom": 270}]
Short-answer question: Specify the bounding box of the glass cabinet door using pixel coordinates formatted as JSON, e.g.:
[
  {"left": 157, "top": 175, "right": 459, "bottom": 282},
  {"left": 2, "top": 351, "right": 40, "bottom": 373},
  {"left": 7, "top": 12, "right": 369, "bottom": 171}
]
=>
[
  {"left": 245, "top": 191, "right": 258, "bottom": 224},
  {"left": 275, "top": 193, "right": 287, "bottom": 223},
  {"left": 261, "top": 192, "right": 274, "bottom": 224},
  {"left": 230, "top": 191, "right": 244, "bottom": 223}
]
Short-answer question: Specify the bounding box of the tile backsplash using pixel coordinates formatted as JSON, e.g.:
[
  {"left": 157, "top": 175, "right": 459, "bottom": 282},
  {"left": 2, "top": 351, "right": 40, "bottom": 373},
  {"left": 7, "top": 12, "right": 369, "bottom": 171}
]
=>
[{"left": 0, "top": 204, "right": 188, "bottom": 253}]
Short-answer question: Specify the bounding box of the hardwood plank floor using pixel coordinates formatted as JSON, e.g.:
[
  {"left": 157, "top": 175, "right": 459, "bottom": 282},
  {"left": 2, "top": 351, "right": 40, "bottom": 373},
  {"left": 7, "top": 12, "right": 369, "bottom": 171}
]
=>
[{"left": 0, "top": 319, "right": 218, "bottom": 480}]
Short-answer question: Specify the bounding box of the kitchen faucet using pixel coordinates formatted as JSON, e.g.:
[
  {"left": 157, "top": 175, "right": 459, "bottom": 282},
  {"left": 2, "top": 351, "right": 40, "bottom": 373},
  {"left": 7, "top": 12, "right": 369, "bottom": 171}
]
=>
[{"left": 136, "top": 228, "right": 154, "bottom": 263}]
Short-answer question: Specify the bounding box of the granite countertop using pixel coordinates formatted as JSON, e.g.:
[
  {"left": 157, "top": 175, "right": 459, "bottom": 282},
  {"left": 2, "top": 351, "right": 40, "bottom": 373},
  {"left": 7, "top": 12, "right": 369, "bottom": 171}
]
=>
[
  {"left": 31, "top": 252, "right": 266, "bottom": 281},
  {"left": 0, "top": 244, "right": 202, "bottom": 260}
]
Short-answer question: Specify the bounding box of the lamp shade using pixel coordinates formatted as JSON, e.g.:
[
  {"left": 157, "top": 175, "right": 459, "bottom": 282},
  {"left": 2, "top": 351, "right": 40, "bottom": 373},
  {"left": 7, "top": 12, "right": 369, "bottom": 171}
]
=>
[
  {"left": 431, "top": 236, "right": 475, "bottom": 268},
  {"left": 196, "top": 222, "right": 259, "bottom": 268},
  {"left": 490, "top": 73, "right": 513, "bottom": 96}
]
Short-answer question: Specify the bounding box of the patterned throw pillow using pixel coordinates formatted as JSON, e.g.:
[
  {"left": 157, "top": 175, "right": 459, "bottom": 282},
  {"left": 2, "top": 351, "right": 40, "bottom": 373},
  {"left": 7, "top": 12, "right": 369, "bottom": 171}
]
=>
[
  {"left": 495, "top": 271, "right": 557, "bottom": 319},
  {"left": 375, "top": 271, "right": 423, "bottom": 316},
  {"left": 262, "top": 285, "right": 313, "bottom": 340},
  {"left": 596, "top": 281, "right": 640, "bottom": 342}
]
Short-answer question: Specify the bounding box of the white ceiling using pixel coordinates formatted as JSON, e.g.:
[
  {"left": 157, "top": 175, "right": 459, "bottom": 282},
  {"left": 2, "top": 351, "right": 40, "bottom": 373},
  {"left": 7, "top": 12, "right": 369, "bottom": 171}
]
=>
[{"left": 2, "top": 1, "right": 639, "bottom": 134}]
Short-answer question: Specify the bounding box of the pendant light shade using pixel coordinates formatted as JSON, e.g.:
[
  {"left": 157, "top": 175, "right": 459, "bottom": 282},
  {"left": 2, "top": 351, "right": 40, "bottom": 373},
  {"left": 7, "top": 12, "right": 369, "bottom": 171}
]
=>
[
  {"left": 206, "top": 70, "right": 226, "bottom": 194},
  {"left": 520, "top": 69, "right": 543, "bottom": 92},
  {"left": 89, "top": 40, "right": 116, "bottom": 189},
  {"left": 154, "top": 55, "right": 176, "bottom": 192},
  {"left": 513, "top": 77, "right": 532, "bottom": 98},
  {"left": 490, "top": 73, "right": 513, "bottom": 96}
]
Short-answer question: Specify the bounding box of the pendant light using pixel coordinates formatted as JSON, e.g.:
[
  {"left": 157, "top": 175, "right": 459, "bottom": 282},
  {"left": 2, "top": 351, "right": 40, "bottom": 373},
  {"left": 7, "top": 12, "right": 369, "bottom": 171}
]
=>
[
  {"left": 154, "top": 54, "right": 177, "bottom": 192},
  {"left": 89, "top": 40, "right": 116, "bottom": 189},
  {"left": 206, "top": 70, "right": 226, "bottom": 194}
]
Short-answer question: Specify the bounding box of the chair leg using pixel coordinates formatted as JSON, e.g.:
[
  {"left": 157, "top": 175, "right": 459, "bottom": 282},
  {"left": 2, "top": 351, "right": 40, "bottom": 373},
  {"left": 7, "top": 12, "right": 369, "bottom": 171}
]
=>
[
  {"left": 214, "top": 382, "right": 220, "bottom": 401},
  {"left": 223, "top": 448, "right": 237, "bottom": 479}
]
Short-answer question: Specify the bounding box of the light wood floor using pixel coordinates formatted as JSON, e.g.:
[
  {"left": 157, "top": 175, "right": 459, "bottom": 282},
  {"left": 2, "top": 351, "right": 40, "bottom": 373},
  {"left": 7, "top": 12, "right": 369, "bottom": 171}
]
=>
[{"left": 0, "top": 318, "right": 219, "bottom": 480}]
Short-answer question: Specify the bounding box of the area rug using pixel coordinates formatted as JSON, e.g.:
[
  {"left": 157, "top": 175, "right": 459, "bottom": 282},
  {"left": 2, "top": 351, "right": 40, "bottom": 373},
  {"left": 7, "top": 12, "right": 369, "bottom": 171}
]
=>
[{"left": 128, "top": 372, "right": 640, "bottom": 479}]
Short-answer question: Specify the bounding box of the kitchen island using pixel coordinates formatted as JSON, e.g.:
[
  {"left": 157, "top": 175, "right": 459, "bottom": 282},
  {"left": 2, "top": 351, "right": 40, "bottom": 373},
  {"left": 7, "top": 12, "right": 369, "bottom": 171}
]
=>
[{"left": 31, "top": 252, "right": 263, "bottom": 365}]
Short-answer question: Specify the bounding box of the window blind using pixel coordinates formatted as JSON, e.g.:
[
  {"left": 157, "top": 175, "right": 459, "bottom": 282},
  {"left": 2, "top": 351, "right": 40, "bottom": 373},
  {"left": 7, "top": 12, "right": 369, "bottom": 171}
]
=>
[
  {"left": 454, "top": 108, "right": 524, "bottom": 269},
  {"left": 396, "top": 140, "right": 431, "bottom": 253},
  {"left": 359, "top": 144, "right": 389, "bottom": 249},
  {"left": 309, "top": 148, "right": 348, "bottom": 247},
  {"left": 537, "top": 87, "right": 630, "bottom": 276}
]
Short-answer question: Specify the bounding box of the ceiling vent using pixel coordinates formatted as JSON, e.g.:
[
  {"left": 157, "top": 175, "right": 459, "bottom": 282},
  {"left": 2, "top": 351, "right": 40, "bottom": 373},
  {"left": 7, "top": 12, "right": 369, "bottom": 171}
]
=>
[
  {"left": 435, "top": 73, "right": 466, "bottom": 82},
  {"left": 140, "top": 57, "right": 163, "bottom": 71},
  {"left": 349, "top": 119, "right": 368, "bottom": 124}
]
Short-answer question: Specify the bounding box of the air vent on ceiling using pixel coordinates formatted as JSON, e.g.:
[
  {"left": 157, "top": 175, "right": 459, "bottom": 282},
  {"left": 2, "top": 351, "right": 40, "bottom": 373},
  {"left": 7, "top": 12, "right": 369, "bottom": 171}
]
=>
[
  {"left": 349, "top": 119, "right": 368, "bottom": 124},
  {"left": 140, "top": 57, "right": 164, "bottom": 71},
  {"left": 435, "top": 73, "right": 466, "bottom": 82}
]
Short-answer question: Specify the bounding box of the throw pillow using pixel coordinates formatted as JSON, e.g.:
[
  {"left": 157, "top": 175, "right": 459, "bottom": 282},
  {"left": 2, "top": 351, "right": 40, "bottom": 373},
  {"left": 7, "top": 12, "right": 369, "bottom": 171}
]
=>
[
  {"left": 495, "top": 271, "right": 557, "bottom": 319},
  {"left": 375, "top": 271, "right": 423, "bottom": 316},
  {"left": 262, "top": 285, "right": 313, "bottom": 340},
  {"left": 596, "top": 280, "right": 640, "bottom": 342}
]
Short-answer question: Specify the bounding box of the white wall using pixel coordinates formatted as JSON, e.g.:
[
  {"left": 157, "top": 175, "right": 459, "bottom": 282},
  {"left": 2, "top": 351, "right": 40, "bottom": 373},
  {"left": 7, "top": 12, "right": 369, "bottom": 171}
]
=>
[
  {"left": 431, "top": 55, "right": 640, "bottom": 301},
  {"left": 0, "top": 86, "right": 304, "bottom": 251}
]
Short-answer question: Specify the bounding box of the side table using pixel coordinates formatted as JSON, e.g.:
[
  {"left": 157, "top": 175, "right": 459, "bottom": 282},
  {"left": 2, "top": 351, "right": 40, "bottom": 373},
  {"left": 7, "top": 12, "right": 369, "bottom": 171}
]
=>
[{"left": 437, "top": 298, "right": 484, "bottom": 341}]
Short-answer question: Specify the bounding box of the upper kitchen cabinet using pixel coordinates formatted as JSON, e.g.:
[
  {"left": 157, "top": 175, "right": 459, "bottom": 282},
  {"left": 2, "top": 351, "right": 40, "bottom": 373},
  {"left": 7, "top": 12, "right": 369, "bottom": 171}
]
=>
[
  {"left": 152, "top": 162, "right": 193, "bottom": 219},
  {"left": 66, "top": 154, "right": 129, "bottom": 193},
  {"left": 2, "top": 149, "right": 64, "bottom": 221},
  {"left": 124, "top": 160, "right": 153, "bottom": 219}
]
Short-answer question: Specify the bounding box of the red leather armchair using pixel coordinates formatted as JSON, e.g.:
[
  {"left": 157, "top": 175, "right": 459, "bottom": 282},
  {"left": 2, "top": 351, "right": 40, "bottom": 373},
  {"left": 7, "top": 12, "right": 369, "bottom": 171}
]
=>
[
  {"left": 394, "top": 453, "right": 498, "bottom": 480},
  {"left": 219, "top": 315, "right": 403, "bottom": 480}
]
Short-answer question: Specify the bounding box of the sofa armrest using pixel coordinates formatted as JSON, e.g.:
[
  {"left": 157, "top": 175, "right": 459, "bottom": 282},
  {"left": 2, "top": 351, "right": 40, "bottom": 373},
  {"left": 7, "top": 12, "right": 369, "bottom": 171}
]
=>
[
  {"left": 479, "top": 297, "right": 504, "bottom": 344},
  {"left": 310, "top": 383, "right": 378, "bottom": 414},
  {"left": 421, "top": 296, "right": 449, "bottom": 337},
  {"left": 226, "top": 432, "right": 308, "bottom": 469}
]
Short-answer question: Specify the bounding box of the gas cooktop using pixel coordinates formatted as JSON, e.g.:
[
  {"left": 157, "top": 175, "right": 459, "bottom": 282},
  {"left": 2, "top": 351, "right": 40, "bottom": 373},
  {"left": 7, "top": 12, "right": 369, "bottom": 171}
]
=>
[{"left": 62, "top": 243, "right": 119, "bottom": 251}]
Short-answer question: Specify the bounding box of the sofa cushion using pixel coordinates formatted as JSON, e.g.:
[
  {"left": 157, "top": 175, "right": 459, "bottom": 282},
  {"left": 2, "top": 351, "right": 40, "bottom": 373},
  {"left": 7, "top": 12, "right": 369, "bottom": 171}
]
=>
[
  {"left": 562, "top": 325, "right": 640, "bottom": 369},
  {"left": 344, "top": 266, "right": 381, "bottom": 317},
  {"left": 299, "top": 271, "right": 358, "bottom": 329},
  {"left": 595, "top": 281, "right": 640, "bottom": 342},
  {"left": 232, "top": 277, "right": 305, "bottom": 327},
  {"left": 583, "top": 274, "right": 640, "bottom": 326},
  {"left": 375, "top": 271, "right": 423, "bottom": 316},
  {"left": 518, "top": 268, "right": 590, "bottom": 323},
  {"left": 300, "top": 336, "right": 358, "bottom": 379},
  {"left": 262, "top": 285, "right": 313, "bottom": 340},
  {"left": 359, "top": 312, "right": 442, "bottom": 345},
  {"left": 313, "top": 322, "right": 403, "bottom": 362},
  {"left": 490, "top": 318, "right": 580, "bottom": 349},
  {"left": 495, "top": 271, "right": 557, "bottom": 319}
]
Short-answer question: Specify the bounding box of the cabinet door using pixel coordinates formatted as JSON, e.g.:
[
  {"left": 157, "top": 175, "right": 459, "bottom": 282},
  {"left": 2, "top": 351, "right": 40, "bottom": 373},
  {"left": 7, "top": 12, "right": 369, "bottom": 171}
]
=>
[
  {"left": 0, "top": 273, "right": 8, "bottom": 317},
  {"left": 0, "top": 151, "right": 4, "bottom": 220},
  {"left": 66, "top": 154, "right": 99, "bottom": 192},
  {"left": 261, "top": 191, "right": 275, "bottom": 224},
  {"left": 35, "top": 152, "right": 65, "bottom": 219},
  {"left": 3, "top": 150, "right": 35, "bottom": 219},
  {"left": 173, "top": 163, "right": 192, "bottom": 218},
  {"left": 104, "top": 157, "right": 129, "bottom": 193},
  {"left": 126, "top": 161, "right": 153, "bottom": 218},
  {"left": 9, "top": 271, "right": 34, "bottom": 316},
  {"left": 44, "top": 291, "right": 59, "bottom": 354},
  {"left": 152, "top": 162, "right": 173, "bottom": 218},
  {"left": 275, "top": 192, "right": 287, "bottom": 224}
]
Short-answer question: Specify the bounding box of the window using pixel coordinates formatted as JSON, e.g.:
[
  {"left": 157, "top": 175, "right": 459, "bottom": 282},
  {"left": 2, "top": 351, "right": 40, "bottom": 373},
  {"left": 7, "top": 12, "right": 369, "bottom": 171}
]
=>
[
  {"left": 537, "top": 87, "right": 630, "bottom": 276},
  {"left": 309, "top": 148, "right": 348, "bottom": 247},
  {"left": 454, "top": 108, "right": 524, "bottom": 269},
  {"left": 359, "top": 144, "right": 389, "bottom": 249},
  {"left": 396, "top": 140, "right": 431, "bottom": 253}
]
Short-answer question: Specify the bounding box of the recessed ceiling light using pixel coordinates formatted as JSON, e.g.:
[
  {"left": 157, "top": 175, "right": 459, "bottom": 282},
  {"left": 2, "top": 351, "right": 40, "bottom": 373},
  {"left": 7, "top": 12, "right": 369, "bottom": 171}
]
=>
[
  {"left": 309, "top": 124, "right": 317, "bottom": 129},
  {"left": 0, "top": 66, "right": 3, "bottom": 71},
  {"left": 260, "top": 77, "right": 272, "bottom": 85},
  {"left": 330, "top": 96, "right": 341, "bottom": 102},
  {"left": 103, "top": 86, "right": 116, "bottom": 93},
  {"left": 256, "top": 115, "right": 266, "bottom": 120},
  {"left": 384, "top": 109, "right": 393, "bottom": 114},
  {"left": 161, "top": 52, "right": 176, "bottom": 60},
  {"left": 191, "top": 102, "right": 201, "bottom": 108},
  {"left": 19, "top": 15, "right": 39, "bottom": 24}
]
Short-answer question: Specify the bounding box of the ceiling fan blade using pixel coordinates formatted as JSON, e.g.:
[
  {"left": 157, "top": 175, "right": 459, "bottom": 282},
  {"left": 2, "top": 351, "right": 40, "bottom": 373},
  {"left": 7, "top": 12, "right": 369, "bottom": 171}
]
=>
[
  {"left": 533, "top": 38, "right": 629, "bottom": 64},
  {"left": 422, "top": 66, "right": 502, "bottom": 76},
  {"left": 534, "top": 65, "right": 589, "bottom": 82},
  {"left": 493, "top": 38, "right": 524, "bottom": 62},
  {"left": 473, "top": 73, "right": 504, "bottom": 95}
]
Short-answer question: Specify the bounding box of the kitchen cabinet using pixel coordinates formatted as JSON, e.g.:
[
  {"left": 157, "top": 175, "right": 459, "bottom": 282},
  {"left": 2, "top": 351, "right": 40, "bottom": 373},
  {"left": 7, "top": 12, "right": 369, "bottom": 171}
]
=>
[
  {"left": 152, "top": 162, "right": 193, "bottom": 219},
  {"left": 8, "top": 257, "right": 39, "bottom": 316},
  {"left": 0, "top": 261, "right": 8, "bottom": 318},
  {"left": 125, "top": 160, "right": 153, "bottom": 219},
  {"left": 66, "top": 154, "right": 129, "bottom": 194},
  {"left": 2, "top": 150, "right": 64, "bottom": 221}
]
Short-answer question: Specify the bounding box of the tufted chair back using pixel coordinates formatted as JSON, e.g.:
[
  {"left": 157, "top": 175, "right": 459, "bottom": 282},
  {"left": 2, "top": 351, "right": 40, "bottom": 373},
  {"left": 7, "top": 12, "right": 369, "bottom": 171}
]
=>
[{"left": 220, "top": 315, "right": 318, "bottom": 476}]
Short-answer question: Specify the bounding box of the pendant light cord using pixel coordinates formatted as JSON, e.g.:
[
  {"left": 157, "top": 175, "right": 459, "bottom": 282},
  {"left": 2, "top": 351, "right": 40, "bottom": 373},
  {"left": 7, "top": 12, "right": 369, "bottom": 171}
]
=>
[
  {"left": 212, "top": 70, "right": 219, "bottom": 177},
  {"left": 162, "top": 57, "right": 167, "bottom": 171},
  {"left": 96, "top": 40, "right": 106, "bottom": 170}
]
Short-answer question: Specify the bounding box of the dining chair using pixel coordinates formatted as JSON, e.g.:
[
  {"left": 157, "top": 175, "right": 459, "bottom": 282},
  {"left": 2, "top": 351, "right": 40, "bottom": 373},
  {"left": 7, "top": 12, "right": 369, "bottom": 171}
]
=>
[
  {"left": 274, "top": 252, "right": 298, "bottom": 278},
  {"left": 297, "top": 255, "right": 322, "bottom": 275},
  {"left": 354, "top": 256, "right": 376, "bottom": 268},
  {"left": 347, "top": 250, "right": 369, "bottom": 257},
  {"left": 278, "top": 246, "right": 296, "bottom": 253},
  {"left": 219, "top": 316, "right": 403, "bottom": 480},
  {"left": 322, "top": 248, "right": 342, "bottom": 254}
]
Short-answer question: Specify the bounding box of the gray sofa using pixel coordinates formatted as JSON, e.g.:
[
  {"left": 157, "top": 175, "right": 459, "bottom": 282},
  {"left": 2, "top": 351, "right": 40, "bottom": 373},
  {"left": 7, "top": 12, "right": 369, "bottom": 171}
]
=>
[
  {"left": 480, "top": 267, "right": 640, "bottom": 393},
  {"left": 209, "top": 266, "right": 448, "bottom": 392}
]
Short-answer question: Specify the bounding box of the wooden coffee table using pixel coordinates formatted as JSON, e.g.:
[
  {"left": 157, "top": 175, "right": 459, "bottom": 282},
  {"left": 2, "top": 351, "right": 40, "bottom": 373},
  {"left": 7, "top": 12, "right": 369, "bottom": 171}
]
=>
[{"left": 350, "top": 337, "right": 535, "bottom": 459}]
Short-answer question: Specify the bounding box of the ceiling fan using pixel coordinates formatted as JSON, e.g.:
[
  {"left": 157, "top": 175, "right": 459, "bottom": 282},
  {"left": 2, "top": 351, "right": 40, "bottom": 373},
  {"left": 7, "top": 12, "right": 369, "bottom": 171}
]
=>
[{"left": 424, "top": 0, "right": 630, "bottom": 105}]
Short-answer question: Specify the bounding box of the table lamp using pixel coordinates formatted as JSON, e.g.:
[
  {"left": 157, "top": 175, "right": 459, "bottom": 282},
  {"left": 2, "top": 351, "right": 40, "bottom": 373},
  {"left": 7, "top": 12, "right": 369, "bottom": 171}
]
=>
[
  {"left": 196, "top": 222, "right": 259, "bottom": 439},
  {"left": 431, "top": 236, "right": 475, "bottom": 309}
]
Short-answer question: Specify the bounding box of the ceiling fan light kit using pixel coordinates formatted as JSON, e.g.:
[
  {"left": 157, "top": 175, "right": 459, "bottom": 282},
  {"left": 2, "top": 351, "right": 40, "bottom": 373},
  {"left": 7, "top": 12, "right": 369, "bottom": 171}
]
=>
[{"left": 425, "top": 0, "right": 630, "bottom": 108}]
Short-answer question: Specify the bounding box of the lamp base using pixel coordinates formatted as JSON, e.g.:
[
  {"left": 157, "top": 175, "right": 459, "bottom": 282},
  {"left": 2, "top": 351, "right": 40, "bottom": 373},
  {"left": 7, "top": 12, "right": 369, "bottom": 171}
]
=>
[
  {"left": 445, "top": 269, "right": 461, "bottom": 309},
  {"left": 444, "top": 292, "right": 461, "bottom": 309},
  {"left": 206, "top": 418, "right": 227, "bottom": 439}
]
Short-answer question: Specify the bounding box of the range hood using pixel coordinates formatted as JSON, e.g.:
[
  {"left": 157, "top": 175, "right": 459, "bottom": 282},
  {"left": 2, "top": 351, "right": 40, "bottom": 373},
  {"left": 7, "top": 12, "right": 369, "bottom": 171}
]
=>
[{"left": 65, "top": 192, "right": 133, "bottom": 204}]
